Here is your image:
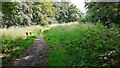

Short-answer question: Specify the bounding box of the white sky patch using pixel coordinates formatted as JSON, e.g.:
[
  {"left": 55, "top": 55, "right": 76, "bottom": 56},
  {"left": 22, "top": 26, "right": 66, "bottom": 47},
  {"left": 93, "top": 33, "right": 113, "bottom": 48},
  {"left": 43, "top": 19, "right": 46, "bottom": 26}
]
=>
[{"left": 71, "top": 0, "right": 86, "bottom": 13}]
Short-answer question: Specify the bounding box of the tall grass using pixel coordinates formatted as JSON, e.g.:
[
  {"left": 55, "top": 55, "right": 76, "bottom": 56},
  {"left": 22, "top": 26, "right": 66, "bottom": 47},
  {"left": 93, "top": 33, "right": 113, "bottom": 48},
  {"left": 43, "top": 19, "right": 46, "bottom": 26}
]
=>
[
  {"left": 44, "top": 23, "right": 120, "bottom": 67},
  {"left": 0, "top": 26, "right": 41, "bottom": 40},
  {"left": 0, "top": 26, "right": 41, "bottom": 65}
]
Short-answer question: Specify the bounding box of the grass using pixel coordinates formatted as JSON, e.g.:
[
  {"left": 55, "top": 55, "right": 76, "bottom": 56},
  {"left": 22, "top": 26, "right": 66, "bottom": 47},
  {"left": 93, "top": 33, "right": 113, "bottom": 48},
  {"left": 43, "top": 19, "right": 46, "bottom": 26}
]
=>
[
  {"left": 0, "top": 26, "right": 41, "bottom": 65},
  {"left": 44, "top": 23, "right": 120, "bottom": 67}
]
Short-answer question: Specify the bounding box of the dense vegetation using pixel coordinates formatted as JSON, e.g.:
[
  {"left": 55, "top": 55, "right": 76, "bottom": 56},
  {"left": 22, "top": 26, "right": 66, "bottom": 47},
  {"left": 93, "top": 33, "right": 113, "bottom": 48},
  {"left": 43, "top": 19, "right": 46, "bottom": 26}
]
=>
[
  {"left": 0, "top": 1, "right": 120, "bottom": 67},
  {"left": 52, "top": 2, "right": 81, "bottom": 23},
  {"left": 44, "top": 23, "right": 120, "bottom": 67},
  {"left": 1, "top": 2, "right": 80, "bottom": 28},
  {"left": 80, "top": 2, "right": 120, "bottom": 25}
]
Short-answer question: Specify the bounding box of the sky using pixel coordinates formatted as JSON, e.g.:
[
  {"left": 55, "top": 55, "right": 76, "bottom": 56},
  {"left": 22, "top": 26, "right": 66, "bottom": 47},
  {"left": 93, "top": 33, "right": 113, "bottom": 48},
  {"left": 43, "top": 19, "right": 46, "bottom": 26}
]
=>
[{"left": 71, "top": 0, "right": 86, "bottom": 13}]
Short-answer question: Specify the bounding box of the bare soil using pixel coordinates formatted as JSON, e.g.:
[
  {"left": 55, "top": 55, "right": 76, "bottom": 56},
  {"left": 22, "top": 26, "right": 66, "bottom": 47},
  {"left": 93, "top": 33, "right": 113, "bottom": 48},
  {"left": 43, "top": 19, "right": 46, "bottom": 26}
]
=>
[{"left": 8, "top": 35, "right": 48, "bottom": 66}]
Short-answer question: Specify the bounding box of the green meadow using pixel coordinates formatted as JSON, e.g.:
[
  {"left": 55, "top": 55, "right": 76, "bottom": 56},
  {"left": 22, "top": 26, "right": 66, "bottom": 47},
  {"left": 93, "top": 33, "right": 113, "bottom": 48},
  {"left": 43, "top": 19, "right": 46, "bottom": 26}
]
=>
[{"left": 44, "top": 23, "right": 120, "bottom": 67}]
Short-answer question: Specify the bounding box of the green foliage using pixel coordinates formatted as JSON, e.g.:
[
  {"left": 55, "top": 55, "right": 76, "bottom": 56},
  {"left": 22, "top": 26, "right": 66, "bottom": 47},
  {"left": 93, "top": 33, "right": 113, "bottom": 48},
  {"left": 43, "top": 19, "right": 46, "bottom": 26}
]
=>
[
  {"left": 2, "top": 2, "right": 33, "bottom": 28},
  {"left": 83, "top": 2, "right": 120, "bottom": 25},
  {"left": 2, "top": 2, "right": 16, "bottom": 16},
  {"left": 1, "top": 2, "right": 53, "bottom": 28},
  {"left": 44, "top": 23, "right": 120, "bottom": 67},
  {"left": 1, "top": 2, "right": 81, "bottom": 28},
  {"left": 52, "top": 2, "right": 81, "bottom": 23},
  {"left": 32, "top": 2, "right": 53, "bottom": 25}
]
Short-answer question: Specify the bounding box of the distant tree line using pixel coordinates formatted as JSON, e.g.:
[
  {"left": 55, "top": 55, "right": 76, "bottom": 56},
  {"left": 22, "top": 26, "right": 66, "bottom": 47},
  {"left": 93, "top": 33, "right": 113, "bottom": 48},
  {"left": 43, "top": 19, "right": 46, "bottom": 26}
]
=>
[{"left": 1, "top": 2, "right": 81, "bottom": 28}]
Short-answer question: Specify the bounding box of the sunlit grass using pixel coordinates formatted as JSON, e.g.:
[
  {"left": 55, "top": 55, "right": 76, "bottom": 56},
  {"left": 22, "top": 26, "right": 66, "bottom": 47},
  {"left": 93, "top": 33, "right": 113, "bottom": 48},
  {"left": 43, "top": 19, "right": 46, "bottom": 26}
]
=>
[
  {"left": 0, "top": 26, "right": 42, "bottom": 40},
  {"left": 1, "top": 25, "right": 41, "bottom": 65}
]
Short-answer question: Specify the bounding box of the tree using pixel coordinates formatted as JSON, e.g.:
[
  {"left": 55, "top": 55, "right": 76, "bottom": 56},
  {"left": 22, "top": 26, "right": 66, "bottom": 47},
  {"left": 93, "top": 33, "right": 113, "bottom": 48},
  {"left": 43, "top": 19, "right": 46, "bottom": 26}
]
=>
[
  {"left": 1, "top": 1, "right": 53, "bottom": 28},
  {"left": 32, "top": 2, "right": 53, "bottom": 25},
  {"left": 2, "top": 2, "right": 33, "bottom": 28},
  {"left": 2, "top": 2, "right": 17, "bottom": 28},
  {"left": 84, "top": 2, "right": 120, "bottom": 25},
  {"left": 1, "top": 1, "right": 81, "bottom": 28},
  {"left": 52, "top": 2, "right": 81, "bottom": 23}
]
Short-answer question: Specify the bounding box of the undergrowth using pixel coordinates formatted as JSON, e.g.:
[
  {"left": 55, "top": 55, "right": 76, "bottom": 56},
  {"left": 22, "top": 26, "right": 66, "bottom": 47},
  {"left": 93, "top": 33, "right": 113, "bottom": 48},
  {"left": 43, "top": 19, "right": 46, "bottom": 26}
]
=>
[{"left": 44, "top": 23, "right": 120, "bottom": 67}]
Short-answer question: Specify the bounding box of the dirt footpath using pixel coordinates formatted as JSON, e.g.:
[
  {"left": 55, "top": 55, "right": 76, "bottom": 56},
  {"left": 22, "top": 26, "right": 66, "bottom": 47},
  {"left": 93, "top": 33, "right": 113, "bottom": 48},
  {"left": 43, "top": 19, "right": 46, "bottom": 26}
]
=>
[{"left": 8, "top": 35, "right": 48, "bottom": 66}]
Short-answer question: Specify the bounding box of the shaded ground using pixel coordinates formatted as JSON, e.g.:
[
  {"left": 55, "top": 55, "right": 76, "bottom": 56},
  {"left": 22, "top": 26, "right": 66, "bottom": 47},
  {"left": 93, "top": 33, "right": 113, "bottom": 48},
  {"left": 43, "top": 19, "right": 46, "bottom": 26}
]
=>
[{"left": 7, "top": 35, "right": 48, "bottom": 66}]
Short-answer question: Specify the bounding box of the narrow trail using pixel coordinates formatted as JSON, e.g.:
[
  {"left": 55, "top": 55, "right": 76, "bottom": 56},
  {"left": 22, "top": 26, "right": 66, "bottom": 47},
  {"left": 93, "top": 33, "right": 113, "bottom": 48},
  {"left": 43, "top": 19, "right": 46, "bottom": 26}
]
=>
[
  {"left": 6, "top": 23, "right": 78, "bottom": 66},
  {"left": 8, "top": 35, "right": 48, "bottom": 66}
]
